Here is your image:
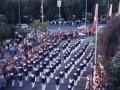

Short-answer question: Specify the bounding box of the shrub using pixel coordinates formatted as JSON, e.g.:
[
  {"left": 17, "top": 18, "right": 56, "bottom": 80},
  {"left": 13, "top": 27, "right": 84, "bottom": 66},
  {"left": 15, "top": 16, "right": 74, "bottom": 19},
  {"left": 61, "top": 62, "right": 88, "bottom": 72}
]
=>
[
  {"left": 31, "top": 19, "right": 49, "bottom": 32},
  {"left": 0, "top": 14, "right": 7, "bottom": 24},
  {"left": 0, "top": 25, "right": 11, "bottom": 41},
  {"left": 16, "top": 28, "right": 27, "bottom": 37}
]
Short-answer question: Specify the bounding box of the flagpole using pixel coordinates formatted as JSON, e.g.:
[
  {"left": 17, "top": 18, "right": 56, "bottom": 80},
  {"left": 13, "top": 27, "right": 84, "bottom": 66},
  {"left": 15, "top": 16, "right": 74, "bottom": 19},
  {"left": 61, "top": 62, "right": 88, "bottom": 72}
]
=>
[
  {"left": 118, "top": 0, "right": 120, "bottom": 15},
  {"left": 42, "top": 0, "right": 44, "bottom": 24},
  {"left": 57, "top": 0, "right": 62, "bottom": 26},
  {"left": 109, "top": 4, "right": 112, "bottom": 20},
  {"left": 107, "top": 0, "right": 110, "bottom": 23},
  {"left": 18, "top": 0, "right": 21, "bottom": 24},
  {"left": 85, "top": 0, "right": 87, "bottom": 32},
  {"left": 92, "top": 4, "right": 98, "bottom": 89},
  {"left": 59, "top": 6, "right": 61, "bottom": 26},
  {"left": 94, "top": 4, "right": 98, "bottom": 69}
]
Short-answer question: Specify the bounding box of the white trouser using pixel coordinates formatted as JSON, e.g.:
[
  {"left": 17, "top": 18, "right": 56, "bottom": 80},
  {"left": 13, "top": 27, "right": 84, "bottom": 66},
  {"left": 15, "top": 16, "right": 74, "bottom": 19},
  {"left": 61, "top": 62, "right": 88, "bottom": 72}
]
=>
[
  {"left": 77, "top": 59, "right": 79, "bottom": 63},
  {"left": 90, "top": 63, "right": 93, "bottom": 68},
  {"left": 42, "top": 83, "right": 46, "bottom": 90},
  {"left": 59, "top": 64, "right": 61, "bottom": 68},
  {"left": 72, "top": 65, "right": 74, "bottom": 69},
  {"left": 56, "top": 66, "right": 59, "bottom": 70},
  {"left": 25, "top": 76, "right": 28, "bottom": 81},
  {"left": 54, "top": 69, "right": 56, "bottom": 73},
  {"left": 18, "top": 80, "right": 23, "bottom": 87},
  {"left": 28, "top": 71, "right": 32, "bottom": 77},
  {"left": 60, "top": 78, "right": 64, "bottom": 84},
  {"left": 35, "top": 76, "right": 39, "bottom": 82},
  {"left": 75, "top": 61, "right": 77, "bottom": 65},
  {"left": 68, "top": 55, "right": 70, "bottom": 60},
  {"left": 56, "top": 85, "right": 60, "bottom": 90},
  {"left": 78, "top": 74, "right": 82, "bottom": 81},
  {"left": 84, "top": 66, "right": 87, "bottom": 72},
  {"left": 47, "top": 76, "right": 50, "bottom": 83},
  {"left": 81, "top": 70, "right": 83, "bottom": 75},
  {"left": 70, "top": 68, "right": 72, "bottom": 74},
  {"left": 11, "top": 80, "right": 15, "bottom": 87},
  {"left": 51, "top": 73, "right": 54, "bottom": 78},
  {"left": 65, "top": 73, "right": 68, "bottom": 79},
  {"left": 62, "top": 50, "right": 64, "bottom": 53},
  {"left": 68, "top": 70, "right": 70, "bottom": 75},
  {"left": 74, "top": 80, "right": 77, "bottom": 86},
  {"left": 87, "top": 63, "right": 89, "bottom": 67},
  {"left": 31, "top": 82, "right": 35, "bottom": 88},
  {"left": 44, "top": 69, "right": 46, "bottom": 73},
  {"left": 40, "top": 72, "right": 43, "bottom": 77},
  {"left": 72, "top": 86, "right": 74, "bottom": 90}
]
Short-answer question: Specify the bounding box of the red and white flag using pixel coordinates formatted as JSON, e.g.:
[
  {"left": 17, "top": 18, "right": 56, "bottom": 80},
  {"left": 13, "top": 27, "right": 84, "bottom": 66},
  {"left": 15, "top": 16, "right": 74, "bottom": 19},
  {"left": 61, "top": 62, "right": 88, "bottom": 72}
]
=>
[
  {"left": 40, "top": 0, "right": 43, "bottom": 14},
  {"left": 92, "top": 4, "right": 98, "bottom": 32},
  {"left": 118, "top": 0, "right": 120, "bottom": 15},
  {"left": 109, "top": 4, "right": 112, "bottom": 17}
]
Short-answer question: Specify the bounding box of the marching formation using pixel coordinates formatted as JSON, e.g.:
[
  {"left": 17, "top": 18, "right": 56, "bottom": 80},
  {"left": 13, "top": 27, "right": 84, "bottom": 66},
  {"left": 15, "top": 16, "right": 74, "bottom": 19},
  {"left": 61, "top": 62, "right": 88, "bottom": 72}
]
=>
[{"left": 0, "top": 29, "right": 94, "bottom": 90}]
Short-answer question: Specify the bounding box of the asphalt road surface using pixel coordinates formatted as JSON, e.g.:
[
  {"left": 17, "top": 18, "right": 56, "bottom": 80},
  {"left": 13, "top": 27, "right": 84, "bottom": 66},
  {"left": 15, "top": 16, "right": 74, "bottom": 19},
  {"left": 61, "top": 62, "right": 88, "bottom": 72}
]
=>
[
  {"left": 6, "top": 37, "right": 94, "bottom": 90},
  {"left": 49, "top": 25, "right": 78, "bottom": 32},
  {"left": 1, "top": 26, "right": 94, "bottom": 90}
]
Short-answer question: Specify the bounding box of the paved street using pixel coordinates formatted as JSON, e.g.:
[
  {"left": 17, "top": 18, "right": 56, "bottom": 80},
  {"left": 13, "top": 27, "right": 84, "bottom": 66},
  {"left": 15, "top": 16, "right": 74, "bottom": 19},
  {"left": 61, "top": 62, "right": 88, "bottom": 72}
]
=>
[
  {"left": 7, "top": 40, "right": 94, "bottom": 90},
  {"left": 49, "top": 25, "right": 78, "bottom": 32},
  {"left": 1, "top": 26, "right": 94, "bottom": 90}
]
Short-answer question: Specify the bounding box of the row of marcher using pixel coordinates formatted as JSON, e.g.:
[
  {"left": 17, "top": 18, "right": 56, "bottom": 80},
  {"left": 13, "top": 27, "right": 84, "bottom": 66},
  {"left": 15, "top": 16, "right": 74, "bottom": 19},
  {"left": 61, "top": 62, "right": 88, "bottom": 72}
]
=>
[
  {"left": 0, "top": 29, "right": 94, "bottom": 90},
  {"left": 64, "top": 41, "right": 89, "bottom": 79},
  {"left": 2, "top": 31, "right": 63, "bottom": 89},
  {"left": 63, "top": 38, "right": 81, "bottom": 64},
  {"left": 62, "top": 37, "right": 71, "bottom": 54},
  {"left": 3, "top": 36, "right": 72, "bottom": 89},
  {"left": 70, "top": 47, "right": 94, "bottom": 90},
  {"left": 53, "top": 39, "right": 91, "bottom": 90},
  {"left": 9, "top": 38, "right": 90, "bottom": 90},
  {"left": 67, "top": 43, "right": 94, "bottom": 90}
]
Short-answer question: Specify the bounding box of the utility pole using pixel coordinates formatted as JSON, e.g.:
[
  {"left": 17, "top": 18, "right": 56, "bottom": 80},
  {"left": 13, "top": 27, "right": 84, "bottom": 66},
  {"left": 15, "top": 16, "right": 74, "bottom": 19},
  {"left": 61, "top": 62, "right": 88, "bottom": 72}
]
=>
[
  {"left": 18, "top": 0, "right": 21, "bottom": 24},
  {"left": 85, "top": 0, "right": 87, "bottom": 32},
  {"left": 57, "top": 0, "right": 62, "bottom": 26},
  {"left": 41, "top": 0, "right": 44, "bottom": 24},
  {"left": 107, "top": 0, "right": 110, "bottom": 23}
]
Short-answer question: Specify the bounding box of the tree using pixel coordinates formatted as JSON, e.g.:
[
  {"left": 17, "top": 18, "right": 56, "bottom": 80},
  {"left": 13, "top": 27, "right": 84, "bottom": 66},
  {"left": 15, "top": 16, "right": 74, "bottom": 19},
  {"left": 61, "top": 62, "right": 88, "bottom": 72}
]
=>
[
  {"left": 0, "top": 25, "right": 11, "bottom": 41},
  {"left": 31, "top": 19, "right": 49, "bottom": 32},
  {"left": 0, "top": 0, "right": 18, "bottom": 24},
  {"left": 31, "top": 20, "right": 41, "bottom": 30},
  {"left": 99, "top": 16, "right": 120, "bottom": 58},
  {"left": 0, "top": 0, "right": 119, "bottom": 23},
  {"left": 0, "top": 15, "right": 11, "bottom": 41},
  {"left": 104, "top": 52, "right": 120, "bottom": 90},
  {"left": 0, "top": 14, "right": 7, "bottom": 23}
]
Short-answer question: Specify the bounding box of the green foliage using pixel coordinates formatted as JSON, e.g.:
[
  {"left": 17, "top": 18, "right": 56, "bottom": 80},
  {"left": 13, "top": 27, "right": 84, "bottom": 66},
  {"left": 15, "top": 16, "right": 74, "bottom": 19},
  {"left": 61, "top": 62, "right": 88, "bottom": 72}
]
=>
[
  {"left": 31, "top": 19, "right": 49, "bottom": 32},
  {"left": 0, "top": 14, "right": 7, "bottom": 23},
  {"left": 40, "top": 22, "right": 49, "bottom": 32},
  {"left": 104, "top": 53, "right": 120, "bottom": 90},
  {"left": 16, "top": 28, "right": 27, "bottom": 37},
  {"left": 99, "top": 16, "right": 120, "bottom": 58},
  {"left": 0, "top": 14, "right": 11, "bottom": 41},
  {"left": 0, "top": 25, "right": 11, "bottom": 41},
  {"left": 0, "top": 0, "right": 18, "bottom": 23},
  {"left": 0, "top": 0, "right": 119, "bottom": 23},
  {"left": 31, "top": 20, "right": 41, "bottom": 30}
]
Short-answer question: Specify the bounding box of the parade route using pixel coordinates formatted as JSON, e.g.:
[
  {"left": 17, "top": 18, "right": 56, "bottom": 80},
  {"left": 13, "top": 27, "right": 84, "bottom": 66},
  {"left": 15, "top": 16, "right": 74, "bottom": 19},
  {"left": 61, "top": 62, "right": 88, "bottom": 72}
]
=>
[{"left": 6, "top": 37, "right": 94, "bottom": 90}]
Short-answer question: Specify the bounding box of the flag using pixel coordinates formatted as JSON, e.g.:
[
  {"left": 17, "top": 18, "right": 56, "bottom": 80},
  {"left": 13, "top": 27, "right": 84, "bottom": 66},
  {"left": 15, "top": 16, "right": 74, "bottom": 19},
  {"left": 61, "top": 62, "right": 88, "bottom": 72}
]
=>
[
  {"left": 92, "top": 4, "right": 98, "bottom": 32},
  {"left": 118, "top": 0, "right": 120, "bottom": 15},
  {"left": 109, "top": 4, "right": 112, "bottom": 17},
  {"left": 40, "top": 0, "right": 43, "bottom": 14}
]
